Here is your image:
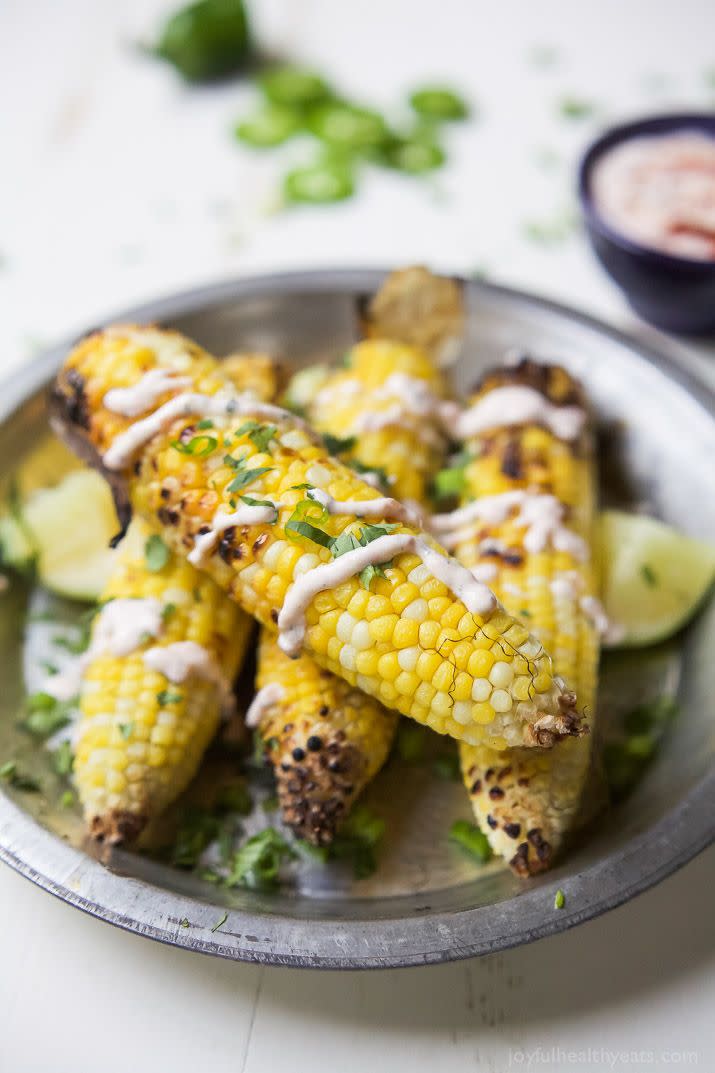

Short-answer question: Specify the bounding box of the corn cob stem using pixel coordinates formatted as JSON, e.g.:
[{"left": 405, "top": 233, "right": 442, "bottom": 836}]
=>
[
  {"left": 52, "top": 327, "right": 581, "bottom": 748},
  {"left": 453, "top": 359, "right": 599, "bottom": 875}
]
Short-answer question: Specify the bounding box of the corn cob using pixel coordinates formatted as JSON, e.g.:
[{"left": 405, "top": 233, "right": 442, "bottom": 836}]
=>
[
  {"left": 74, "top": 350, "right": 278, "bottom": 843},
  {"left": 52, "top": 326, "right": 581, "bottom": 748},
  {"left": 449, "top": 359, "right": 599, "bottom": 875},
  {"left": 75, "top": 516, "right": 250, "bottom": 843},
  {"left": 255, "top": 338, "right": 447, "bottom": 844}
]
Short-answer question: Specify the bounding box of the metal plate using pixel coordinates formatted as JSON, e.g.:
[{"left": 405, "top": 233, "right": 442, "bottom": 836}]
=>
[{"left": 0, "top": 270, "right": 713, "bottom": 969}]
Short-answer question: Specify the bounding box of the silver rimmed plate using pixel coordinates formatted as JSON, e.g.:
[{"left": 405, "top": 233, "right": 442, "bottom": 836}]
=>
[{"left": 0, "top": 270, "right": 713, "bottom": 968}]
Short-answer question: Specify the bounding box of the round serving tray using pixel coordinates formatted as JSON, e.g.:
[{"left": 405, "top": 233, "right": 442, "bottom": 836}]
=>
[{"left": 0, "top": 270, "right": 713, "bottom": 969}]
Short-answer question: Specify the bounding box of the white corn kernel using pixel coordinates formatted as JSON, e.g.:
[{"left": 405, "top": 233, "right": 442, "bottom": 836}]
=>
[
  {"left": 403, "top": 598, "right": 428, "bottom": 621},
  {"left": 490, "top": 689, "right": 511, "bottom": 713},
  {"left": 337, "top": 611, "right": 356, "bottom": 642},
  {"left": 339, "top": 645, "right": 356, "bottom": 672},
  {"left": 407, "top": 564, "right": 430, "bottom": 586},
  {"left": 489, "top": 661, "right": 514, "bottom": 689},
  {"left": 351, "top": 621, "right": 371, "bottom": 651},
  {"left": 397, "top": 646, "right": 420, "bottom": 672},
  {"left": 294, "top": 553, "right": 321, "bottom": 577},
  {"left": 263, "top": 540, "right": 286, "bottom": 570},
  {"left": 471, "top": 678, "right": 491, "bottom": 702},
  {"left": 452, "top": 700, "right": 473, "bottom": 725}
]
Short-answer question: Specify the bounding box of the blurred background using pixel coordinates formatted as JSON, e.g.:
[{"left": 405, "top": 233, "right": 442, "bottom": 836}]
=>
[{"left": 2, "top": 0, "right": 714, "bottom": 377}]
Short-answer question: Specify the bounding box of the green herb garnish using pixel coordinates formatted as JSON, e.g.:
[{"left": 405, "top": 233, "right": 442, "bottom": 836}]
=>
[
  {"left": 409, "top": 86, "right": 469, "bottom": 121},
  {"left": 145, "top": 534, "right": 170, "bottom": 572},
  {"left": 234, "top": 420, "right": 278, "bottom": 453},
  {"left": 432, "top": 452, "right": 471, "bottom": 502},
  {"left": 118, "top": 721, "right": 135, "bottom": 739},
  {"left": 0, "top": 760, "right": 41, "bottom": 793},
  {"left": 52, "top": 741, "right": 74, "bottom": 777},
  {"left": 161, "top": 602, "right": 177, "bottom": 623},
  {"left": 60, "top": 789, "right": 75, "bottom": 808},
  {"left": 225, "top": 827, "right": 296, "bottom": 890},
  {"left": 223, "top": 453, "right": 274, "bottom": 494},
  {"left": 329, "top": 806, "right": 385, "bottom": 879},
  {"left": 240, "top": 494, "right": 278, "bottom": 520},
  {"left": 157, "top": 690, "right": 183, "bottom": 706},
  {"left": 285, "top": 498, "right": 333, "bottom": 549},
  {"left": 171, "top": 434, "right": 218, "bottom": 457},
  {"left": 196, "top": 418, "right": 214, "bottom": 430},
  {"left": 322, "top": 433, "right": 357, "bottom": 456},
  {"left": 211, "top": 911, "right": 228, "bottom": 933},
  {"left": 347, "top": 459, "right": 390, "bottom": 491},
  {"left": 152, "top": 0, "right": 251, "bottom": 83},
  {"left": 216, "top": 779, "right": 252, "bottom": 815},
  {"left": 22, "top": 692, "right": 73, "bottom": 739},
  {"left": 554, "top": 888, "right": 565, "bottom": 910},
  {"left": 558, "top": 96, "right": 596, "bottom": 119},
  {"left": 449, "top": 820, "right": 492, "bottom": 863},
  {"left": 179, "top": 917, "right": 190, "bottom": 928},
  {"left": 171, "top": 806, "right": 222, "bottom": 869},
  {"left": 640, "top": 563, "right": 658, "bottom": 587}
]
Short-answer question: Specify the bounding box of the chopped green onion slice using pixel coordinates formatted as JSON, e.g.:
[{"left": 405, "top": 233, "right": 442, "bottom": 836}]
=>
[
  {"left": 285, "top": 498, "right": 333, "bottom": 548},
  {"left": 449, "top": 819, "right": 492, "bottom": 863},
  {"left": 308, "top": 103, "right": 388, "bottom": 150},
  {"left": 383, "top": 138, "right": 446, "bottom": 174},
  {"left": 259, "top": 66, "right": 331, "bottom": 107},
  {"left": 322, "top": 433, "right": 357, "bottom": 456},
  {"left": 145, "top": 534, "right": 170, "bottom": 572},
  {"left": 409, "top": 86, "right": 469, "bottom": 120},
  {"left": 172, "top": 435, "right": 218, "bottom": 457},
  {"left": 235, "top": 104, "right": 303, "bottom": 148},
  {"left": 283, "top": 162, "right": 355, "bottom": 204}
]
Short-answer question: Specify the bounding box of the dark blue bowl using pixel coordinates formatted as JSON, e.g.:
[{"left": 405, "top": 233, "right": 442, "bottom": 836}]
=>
[{"left": 578, "top": 112, "right": 715, "bottom": 335}]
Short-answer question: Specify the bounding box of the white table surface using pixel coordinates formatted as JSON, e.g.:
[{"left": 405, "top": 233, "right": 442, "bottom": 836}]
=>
[{"left": 1, "top": 1, "right": 714, "bottom": 1069}]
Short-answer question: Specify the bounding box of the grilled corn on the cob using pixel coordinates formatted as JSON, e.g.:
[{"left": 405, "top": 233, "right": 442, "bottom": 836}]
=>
[
  {"left": 255, "top": 338, "right": 447, "bottom": 843},
  {"left": 75, "top": 516, "right": 250, "bottom": 843},
  {"left": 52, "top": 326, "right": 581, "bottom": 748},
  {"left": 74, "top": 351, "right": 279, "bottom": 843},
  {"left": 448, "top": 359, "right": 599, "bottom": 874}
]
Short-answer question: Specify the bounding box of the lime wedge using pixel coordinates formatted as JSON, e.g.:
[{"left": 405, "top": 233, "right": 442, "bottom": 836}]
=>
[
  {"left": 598, "top": 510, "right": 715, "bottom": 647},
  {"left": 0, "top": 470, "right": 119, "bottom": 601}
]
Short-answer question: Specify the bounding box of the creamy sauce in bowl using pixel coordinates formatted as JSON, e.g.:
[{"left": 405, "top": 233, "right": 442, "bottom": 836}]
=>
[{"left": 591, "top": 131, "right": 715, "bottom": 260}]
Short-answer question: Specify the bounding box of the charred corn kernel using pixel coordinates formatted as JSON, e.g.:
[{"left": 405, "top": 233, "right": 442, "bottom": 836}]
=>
[
  {"left": 455, "top": 359, "right": 599, "bottom": 876},
  {"left": 55, "top": 327, "right": 578, "bottom": 752},
  {"left": 73, "top": 349, "right": 279, "bottom": 844},
  {"left": 74, "top": 517, "right": 251, "bottom": 844}
]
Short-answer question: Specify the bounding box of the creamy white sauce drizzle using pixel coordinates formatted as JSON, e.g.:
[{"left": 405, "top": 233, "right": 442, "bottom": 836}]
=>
[
  {"left": 103, "top": 391, "right": 316, "bottom": 471},
  {"left": 277, "top": 535, "right": 496, "bottom": 656},
  {"left": 470, "top": 562, "right": 499, "bottom": 583},
  {"left": 550, "top": 571, "right": 583, "bottom": 600},
  {"left": 431, "top": 491, "right": 588, "bottom": 561},
  {"left": 450, "top": 386, "right": 586, "bottom": 442},
  {"left": 103, "top": 369, "right": 191, "bottom": 417},
  {"left": 143, "top": 641, "right": 235, "bottom": 714},
  {"left": 244, "top": 682, "right": 285, "bottom": 728},
  {"left": 579, "top": 595, "right": 624, "bottom": 645},
  {"left": 42, "top": 598, "right": 164, "bottom": 700},
  {"left": 188, "top": 502, "right": 281, "bottom": 567},
  {"left": 307, "top": 488, "right": 423, "bottom": 528}
]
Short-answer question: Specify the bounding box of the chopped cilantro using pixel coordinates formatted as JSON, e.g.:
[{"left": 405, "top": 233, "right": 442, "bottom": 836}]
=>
[
  {"left": 211, "top": 911, "right": 228, "bottom": 933},
  {"left": 60, "top": 789, "right": 75, "bottom": 808},
  {"left": 179, "top": 917, "right": 190, "bottom": 928},
  {"left": 171, "top": 806, "right": 222, "bottom": 869},
  {"left": 285, "top": 498, "right": 333, "bottom": 548},
  {"left": 396, "top": 722, "right": 427, "bottom": 763},
  {"left": 347, "top": 459, "right": 390, "bottom": 491},
  {"left": 322, "top": 433, "right": 357, "bottom": 456},
  {"left": 157, "top": 690, "right": 183, "bottom": 706},
  {"left": 0, "top": 760, "right": 41, "bottom": 793},
  {"left": 225, "top": 827, "right": 296, "bottom": 890},
  {"left": 216, "top": 779, "right": 252, "bottom": 815},
  {"left": 171, "top": 435, "right": 218, "bottom": 457},
  {"left": 145, "top": 534, "right": 170, "bottom": 572},
  {"left": 432, "top": 752, "right": 461, "bottom": 781},
  {"left": 223, "top": 453, "right": 274, "bottom": 494},
  {"left": 22, "top": 692, "right": 73, "bottom": 738},
  {"left": 161, "top": 602, "right": 177, "bottom": 623},
  {"left": 554, "top": 888, "right": 565, "bottom": 910},
  {"left": 329, "top": 806, "right": 385, "bottom": 879},
  {"left": 240, "top": 494, "right": 278, "bottom": 520},
  {"left": 118, "top": 721, "right": 134, "bottom": 739},
  {"left": 449, "top": 820, "right": 492, "bottom": 863},
  {"left": 234, "top": 420, "right": 278, "bottom": 453},
  {"left": 359, "top": 561, "right": 391, "bottom": 590},
  {"left": 289, "top": 483, "right": 312, "bottom": 491},
  {"left": 640, "top": 563, "right": 658, "bottom": 587}
]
